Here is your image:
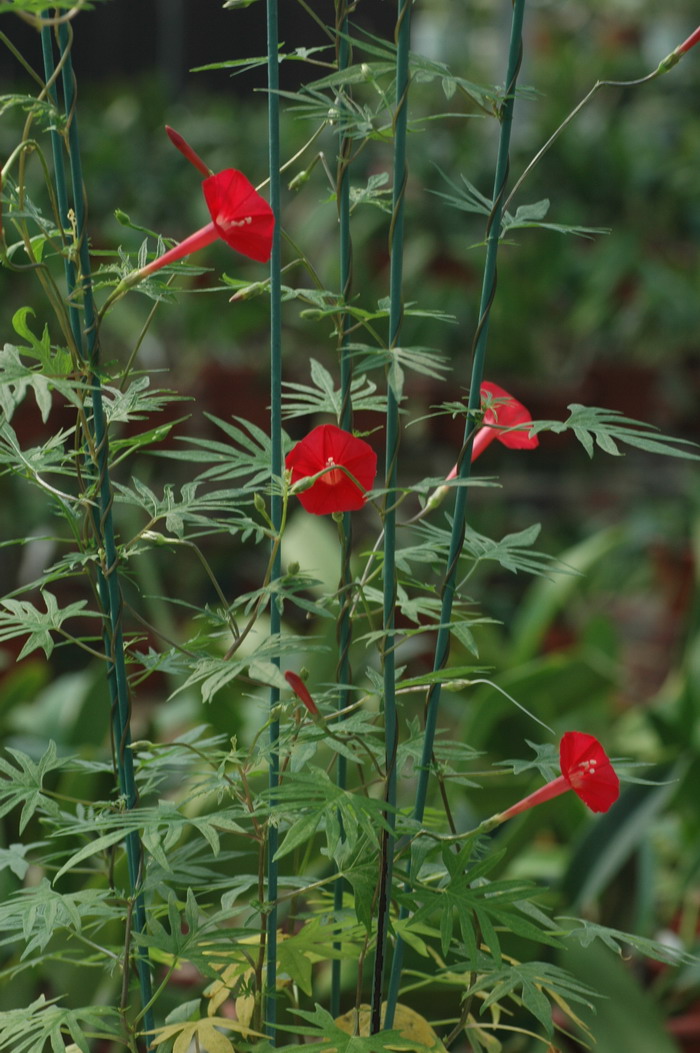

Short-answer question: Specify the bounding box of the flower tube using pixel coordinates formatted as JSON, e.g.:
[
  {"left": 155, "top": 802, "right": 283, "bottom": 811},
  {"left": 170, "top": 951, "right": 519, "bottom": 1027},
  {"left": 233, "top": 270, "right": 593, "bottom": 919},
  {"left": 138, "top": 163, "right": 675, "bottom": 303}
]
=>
[
  {"left": 137, "top": 168, "right": 274, "bottom": 278},
  {"left": 498, "top": 731, "right": 620, "bottom": 822},
  {"left": 425, "top": 380, "right": 538, "bottom": 512}
]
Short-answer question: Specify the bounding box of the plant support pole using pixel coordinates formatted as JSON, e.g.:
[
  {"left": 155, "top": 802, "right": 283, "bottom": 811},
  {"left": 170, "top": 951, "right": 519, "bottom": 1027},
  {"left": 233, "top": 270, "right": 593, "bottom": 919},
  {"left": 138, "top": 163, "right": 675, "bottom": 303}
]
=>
[
  {"left": 384, "top": 0, "right": 528, "bottom": 1025},
  {"left": 41, "top": 20, "right": 155, "bottom": 1040},
  {"left": 265, "top": 0, "right": 283, "bottom": 1038},
  {"left": 371, "top": 0, "right": 412, "bottom": 1033}
]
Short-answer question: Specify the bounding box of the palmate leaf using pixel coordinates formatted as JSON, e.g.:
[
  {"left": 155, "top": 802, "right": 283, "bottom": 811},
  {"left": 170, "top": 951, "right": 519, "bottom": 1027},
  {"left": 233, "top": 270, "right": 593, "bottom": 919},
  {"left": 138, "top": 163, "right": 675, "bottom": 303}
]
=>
[
  {"left": 101, "top": 375, "right": 186, "bottom": 425},
  {"left": 272, "top": 1004, "right": 419, "bottom": 1053},
  {"left": 0, "top": 93, "right": 62, "bottom": 131},
  {"left": 149, "top": 1016, "right": 263, "bottom": 1053},
  {"left": 559, "top": 917, "right": 697, "bottom": 967},
  {"left": 532, "top": 403, "right": 700, "bottom": 460},
  {"left": 501, "top": 198, "right": 608, "bottom": 239},
  {"left": 0, "top": 590, "right": 93, "bottom": 660},
  {"left": 0, "top": 880, "right": 120, "bottom": 962},
  {"left": 463, "top": 523, "right": 566, "bottom": 577},
  {"left": 53, "top": 800, "right": 249, "bottom": 882},
  {"left": 349, "top": 172, "right": 393, "bottom": 213},
  {"left": 281, "top": 358, "right": 387, "bottom": 420},
  {"left": 407, "top": 842, "right": 562, "bottom": 967},
  {"left": 410, "top": 520, "right": 565, "bottom": 579},
  {"left": 161, "top": 414, "right": 278, "bottom": 487},
  {"left": 0, "top": 742, "right": 63, "bottom": 833},
  {"left": 348, "top": 343, "right": 452, "bottom": 388},
  {"left": 171, "top": 631, "right": 322, "bottom": 704},
  {"left": 268, "top": 768, "right": 394, "bottom": 862},
  {"left": 0, "top": 418, "right": 81, "bottom": 503},
  {"left": 275, "top": 84, "right": 393, "bottom": 141},
  {"left": 0, "top": 995, "right": 121, "bottom": 1053},
  {"left": 430, "top": 168, "right": 607, "bottom": 239},
  {"left": 115, "top": 477, "right": 263, "bottom": 543},
  {"left": 465, "top": 960, "right": 599, "bottom": 1037}
]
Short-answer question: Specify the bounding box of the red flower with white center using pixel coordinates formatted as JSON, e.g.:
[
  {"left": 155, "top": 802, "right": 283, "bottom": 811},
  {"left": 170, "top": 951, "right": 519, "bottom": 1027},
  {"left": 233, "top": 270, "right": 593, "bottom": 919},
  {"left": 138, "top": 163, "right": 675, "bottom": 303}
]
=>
[
  {"left": 284, "top": 671, "right": 319, "bottom": 717},
  {"left": 137, "top": 142, "right": 274, "bottom": 279},
  {"left": 498, "top": 731, "right": 620, "bottom": 823},
  {"left": 286, "top": 424, "right": 377, "bottom": 516},
  {"left": 559, "top": 731, "right": 620, "bottom": 812}
]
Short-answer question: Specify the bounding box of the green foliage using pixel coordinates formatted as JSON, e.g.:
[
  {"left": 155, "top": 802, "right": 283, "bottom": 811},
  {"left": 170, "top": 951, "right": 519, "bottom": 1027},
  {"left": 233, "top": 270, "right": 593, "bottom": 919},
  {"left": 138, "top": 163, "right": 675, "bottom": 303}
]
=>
[{"left": 1, "top": 0, "right": 698, "bottom": 1049}]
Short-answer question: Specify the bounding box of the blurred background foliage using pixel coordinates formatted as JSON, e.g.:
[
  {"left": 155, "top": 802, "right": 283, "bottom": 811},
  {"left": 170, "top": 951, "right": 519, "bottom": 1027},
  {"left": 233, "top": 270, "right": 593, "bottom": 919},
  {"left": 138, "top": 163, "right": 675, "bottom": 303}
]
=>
[{"left": 1, "top": 0, "right": 700, "bottom": 1047}]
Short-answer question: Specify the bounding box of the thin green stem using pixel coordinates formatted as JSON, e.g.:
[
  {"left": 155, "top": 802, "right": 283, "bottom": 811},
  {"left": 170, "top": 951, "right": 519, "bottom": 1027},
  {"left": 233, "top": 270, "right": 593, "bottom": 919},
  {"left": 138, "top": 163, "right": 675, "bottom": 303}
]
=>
[
  {"left": 265, "top": 0, "right": 283, "bottom": 1039},
  {"left": 384, "top": 0, "right": 528, "bottom": 1026}
]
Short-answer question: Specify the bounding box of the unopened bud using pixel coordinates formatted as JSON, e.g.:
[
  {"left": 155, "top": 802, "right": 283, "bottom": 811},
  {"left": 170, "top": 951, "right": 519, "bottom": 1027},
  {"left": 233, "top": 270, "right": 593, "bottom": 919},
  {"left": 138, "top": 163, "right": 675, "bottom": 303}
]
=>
[
  {"left": 254, "top": 493, "right": 266, "bottom": 514},
  {"left": 229, "top": 280, "right": 266, "bottom": 302},
  {"left": 288, "top": 169, "right": 311, "bottom": 191},
  {"left": 284, "top": 670, "right": 319, "bottom": 717}
]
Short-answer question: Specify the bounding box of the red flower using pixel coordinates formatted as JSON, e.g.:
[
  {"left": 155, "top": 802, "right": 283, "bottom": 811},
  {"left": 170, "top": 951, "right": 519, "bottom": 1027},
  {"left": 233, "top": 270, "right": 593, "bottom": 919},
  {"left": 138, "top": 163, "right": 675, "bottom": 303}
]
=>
[
  {"left": 469, "top": 380, "right": 539, "bottom": 461},
  {"left": 427, "top": 381, "right": 538, "bottom": 512},
  {"left": 138, "top": 167, "right": 274, "bottom": 278},
  {"left": 284, "top": 671, "right": 319, "bottom": 717},
  {"left": 286, "top": 424, "right": 377, "bottom": 516},
  {"left": 559, "top": 731, "right": 620, "bottom": 813},
  {"left": 498, "top": 731, "right": 619, "bottom": 822}
]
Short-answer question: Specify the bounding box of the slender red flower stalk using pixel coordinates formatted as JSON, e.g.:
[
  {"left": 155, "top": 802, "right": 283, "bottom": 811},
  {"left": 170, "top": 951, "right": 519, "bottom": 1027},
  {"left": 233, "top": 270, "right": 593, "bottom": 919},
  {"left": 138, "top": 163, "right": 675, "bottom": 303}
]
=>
[
  {"left": 137, "top": 168, "right": 274, "bottom": 279},
  {"left": 165, "top": 125, "right": 212, "bottom": 177},
  {"left": 284, "top": 671, "right": 319, "bottom": 717},
  {"left": 426, "top": 381, "right": 538, "bottom": 512},
  {"left": 498, "top": 732, "right": 620, "bottom": 822},
  {"left": 286, "top": 424, "right": 378, "bottom": 515}
]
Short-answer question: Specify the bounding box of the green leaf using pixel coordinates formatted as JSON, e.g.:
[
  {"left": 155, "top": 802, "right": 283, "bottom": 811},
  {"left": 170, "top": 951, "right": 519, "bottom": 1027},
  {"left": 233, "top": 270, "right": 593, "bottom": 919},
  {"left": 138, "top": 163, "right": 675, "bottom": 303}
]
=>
[
  {"left": 0, "top": 590, "right": 92, "bottom": 660},
  {"left": 53, "top": 829, "right": 128, "bottom": 882},
  {"left": 558, "top": 941, "right": 680, "bottom": 1053},
  {"left": 532, "top": 404, "right": 699, "bottom": 461},
  {"left": 0, "top": 742, "right": 63, "bottom": 833}
]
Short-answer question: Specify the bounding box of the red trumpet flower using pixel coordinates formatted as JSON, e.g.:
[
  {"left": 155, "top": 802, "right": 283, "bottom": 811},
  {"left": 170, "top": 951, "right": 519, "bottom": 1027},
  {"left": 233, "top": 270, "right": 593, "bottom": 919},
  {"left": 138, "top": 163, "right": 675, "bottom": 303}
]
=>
[
  {"left": 426, "top": 381, "right": 538, "bottom": 512},
  {"left": 286, "top": 424, "right": 377, "bottom": 516},
  {"left": 138, "top": 145, "right": 274, "bottom": 278},
  {"left": 499, "top": 731, "right": 620, "bottom": 821},
  {"left": 469, "top": 380, "right": 539, "bottom": 459}
]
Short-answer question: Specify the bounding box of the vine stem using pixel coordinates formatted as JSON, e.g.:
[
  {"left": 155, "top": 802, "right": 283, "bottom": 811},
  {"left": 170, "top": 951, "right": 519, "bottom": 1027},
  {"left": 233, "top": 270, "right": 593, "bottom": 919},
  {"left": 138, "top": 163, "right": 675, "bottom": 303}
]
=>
[
  {"left": 265, "top": 0, "right": 283, "bottom": 1039},
  {"left": 40, "top": 19, "right": 155, "bottom": 1041},
  {"left": 370, "top": 0, "right": 412, "bottom": 1034},
  {"left": 384, "top": 0, "right": 528, "bottom": 1028}
]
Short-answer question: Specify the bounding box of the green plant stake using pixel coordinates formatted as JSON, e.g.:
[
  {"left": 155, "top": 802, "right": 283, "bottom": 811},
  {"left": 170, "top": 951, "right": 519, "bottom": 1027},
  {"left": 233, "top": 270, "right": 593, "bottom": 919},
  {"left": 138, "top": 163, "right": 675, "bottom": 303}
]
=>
[
  {"left": 331, "top": 0, "right": 354, "bottom": 1019},
  {"left": 266, "top": 0, "right": 282, "bottom": 1037},
  {"left": 371, "top": 0, "right": 412, "bottom": 1033},
  {"left": 385, "top": 0, "right": 528, "bottom": 1026},
  {"left": 40, "top": 19, "right": 155, "bottom": 1041}
]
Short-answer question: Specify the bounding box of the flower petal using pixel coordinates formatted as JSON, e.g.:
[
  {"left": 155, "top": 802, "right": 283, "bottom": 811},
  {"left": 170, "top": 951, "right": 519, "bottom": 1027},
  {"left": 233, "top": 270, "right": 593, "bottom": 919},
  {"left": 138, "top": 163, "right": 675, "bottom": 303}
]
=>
[
  {"left": 559, "top": 731, "right": 620, "bottom": 813},
  {"left": 286, "top": 424, "right": 377, "bottom": 516},
  {"left": 480, "top": 380, "right": 539, "bottom": 450},
  {"left": 202, "top": 169, "right": 274, "bottom": 263}
]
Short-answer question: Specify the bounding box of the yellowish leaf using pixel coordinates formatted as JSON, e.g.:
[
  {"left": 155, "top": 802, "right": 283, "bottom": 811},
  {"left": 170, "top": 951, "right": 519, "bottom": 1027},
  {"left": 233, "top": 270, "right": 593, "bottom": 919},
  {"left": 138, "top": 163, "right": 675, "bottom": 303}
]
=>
[{"left": 334, "top": 1003, "right": 446, "bottom": 1051}]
